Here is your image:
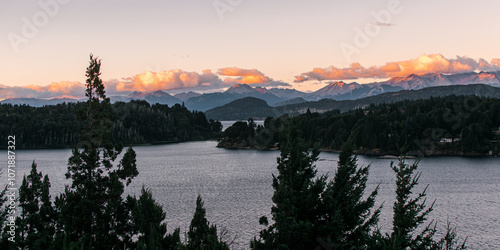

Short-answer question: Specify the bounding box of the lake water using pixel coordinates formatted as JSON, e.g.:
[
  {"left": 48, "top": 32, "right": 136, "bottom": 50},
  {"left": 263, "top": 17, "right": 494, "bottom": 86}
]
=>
[{"left": 2, "top": 141, "right": 499, "bottom": 249}]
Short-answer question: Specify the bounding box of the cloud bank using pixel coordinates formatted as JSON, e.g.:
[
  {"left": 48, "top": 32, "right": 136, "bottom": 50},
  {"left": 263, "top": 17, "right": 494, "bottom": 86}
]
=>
[
  {"left": 0, "top": 81, "right": 85, "bottom": 100},
  {"left": 217, "top": 67, "right": 290, "bottom": 87},
  {"left": 0, "top": 67, "right": 289, "bottom": 100},
  {"left": 217, "top": 67, "right": 272, "bottom": 84},
  {"left": 295, "top": 54, "right": 500, "bottom": 82},
  {"left": 115, "top": 69, "right": 223, "bottom": 92},
  {"left": 2, "top": 55, "right": 498, "bottom": 100}
]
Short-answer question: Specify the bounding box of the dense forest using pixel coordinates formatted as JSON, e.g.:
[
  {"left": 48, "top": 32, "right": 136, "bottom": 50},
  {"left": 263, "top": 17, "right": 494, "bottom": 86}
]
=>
[
  {"left": 0, "top": 100, "right": 222, "bottom": 149},
  {"left": 219, "top": 95, "right": 500, "bottom": 156}
]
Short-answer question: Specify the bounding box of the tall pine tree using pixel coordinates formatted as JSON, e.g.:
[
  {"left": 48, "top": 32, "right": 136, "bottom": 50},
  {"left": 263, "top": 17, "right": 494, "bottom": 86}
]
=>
[
  {"left": 187, "top": 195, "right": 229, "bottom": 250},
  {"left": 129, "top": 187, "right": 182, "bottom": 250},
  {"left": 252, "top": 121, "right": 326, "bottom": 249},
  {"left": 388, "top": 157, "right": 436, "bottom": 249},
  {"left": 55, "top": 54, "right": 139, "bottom": 249},
  {"left": 372, "top": 156, "right": 467, "bottom": 249},
  {"left": 0, "top": 162, "right": 56, "bottom": 249},
  {"left": 320, "top": 139, "right": 381, "bottom": 248},
  {"left": 17, "top": 162, "right": 55, "bottom": 249}
]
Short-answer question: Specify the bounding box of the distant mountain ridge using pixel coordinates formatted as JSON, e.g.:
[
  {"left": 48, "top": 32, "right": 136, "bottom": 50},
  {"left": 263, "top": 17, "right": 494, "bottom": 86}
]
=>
[
  {"left": 2, "top": 71, "right": 500, "bottom": 108},
  {"left": 283, "top": 84, "right": 500, "bottom": 115},
  {"left": 189, "top": 71, "right": 500, "bottom": 111},
  {"left": 204, "top": 84, "right": 500, "bottom": 120},
  {"left": 125, "top": 90, "right": 182, "bottom": 106},
  {"left": 274, "top": 97, "right": 307, "bottom": 106},
  {"left": 0, "top": 98, "right": 81, "bottom": 107},
  {"left": 306, "top": 71, "right": 500, "bottom": 101},
  {"left": 183, "top": 84, "right": 283, "bottom": 111},
  {"left": 174, "top": 91, "right": 201, "bottom": 101},
  {"left": 267, "top": 88, "right": 306, "bottom": 100},
  {"left": 0, "top": 91, "right": 184, "bottom": 107}
]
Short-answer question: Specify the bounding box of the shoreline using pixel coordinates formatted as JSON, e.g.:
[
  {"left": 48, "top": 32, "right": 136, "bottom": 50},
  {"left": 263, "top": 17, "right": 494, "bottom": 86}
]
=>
[
  {"left": 0, "top": 139, "right": 217, "bottom": 150},
  {"left": 216, "top": 142, "right": 498, "bottom": 157},
  {"left": 2, "top": 139, "right": 497, "bottom": 158}
]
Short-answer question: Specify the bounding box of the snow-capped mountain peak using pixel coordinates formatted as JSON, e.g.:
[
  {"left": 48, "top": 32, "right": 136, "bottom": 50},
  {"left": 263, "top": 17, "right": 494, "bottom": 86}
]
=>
[
  {"left": 225, "top": 84, "right": 257, "bottom": 94},
  {"left": 254, "top": 86, "right": 270, "bottom": 94},
  {"left": 312, "top": 81, "right": 361, "bottom": 97}
]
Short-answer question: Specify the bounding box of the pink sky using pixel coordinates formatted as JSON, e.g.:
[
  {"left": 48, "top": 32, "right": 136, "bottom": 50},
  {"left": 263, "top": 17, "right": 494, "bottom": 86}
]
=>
[{"left": 2, "top": 0, "right": 500, "bottom": 99}]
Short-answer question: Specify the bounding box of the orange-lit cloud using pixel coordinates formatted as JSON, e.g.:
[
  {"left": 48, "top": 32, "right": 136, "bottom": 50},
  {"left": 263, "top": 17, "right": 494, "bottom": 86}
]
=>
[
  {"left": 116, "top": 69, "right": 222, "bottom": 92},
  {"left": 492, "top": 58, "right": 500, "bottom": 67},
  {"left": 217, "top": 67, "right": 272, "bottom": 84},
  {"left": 25, "top": 81, "right": 85, "bottom": 95},
  {"left": 295, "top": 54, "right": 500, "bottom": 82},
  {"left": 0, "top": 81, "right": 85, "bottom": 100},
  {"left": 0, "top": 67, "right": 290, "bottom": 100}
]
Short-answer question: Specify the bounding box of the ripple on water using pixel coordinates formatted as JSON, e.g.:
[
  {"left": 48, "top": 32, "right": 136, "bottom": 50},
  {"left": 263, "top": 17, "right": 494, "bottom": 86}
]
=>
[{"left": 2, "top": 142, "right": 498, "bottom": 249}]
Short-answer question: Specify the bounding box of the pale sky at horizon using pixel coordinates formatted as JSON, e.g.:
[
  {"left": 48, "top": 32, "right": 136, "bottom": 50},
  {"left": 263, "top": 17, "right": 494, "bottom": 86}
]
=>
[{"left": 2, "top": 0, "right": 500, "bottom": 97}]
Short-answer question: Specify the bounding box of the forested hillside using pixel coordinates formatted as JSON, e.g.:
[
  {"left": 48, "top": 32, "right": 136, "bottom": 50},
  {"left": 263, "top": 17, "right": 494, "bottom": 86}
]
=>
[
  {"left": 206, "top": 84, "right": 500, "bottom": 120},
  {"left": 0, "top": 100, "right": 222, "bottom": 148},
  {"left": 219, "top": 95, "right": 500, "bottom": 156}
]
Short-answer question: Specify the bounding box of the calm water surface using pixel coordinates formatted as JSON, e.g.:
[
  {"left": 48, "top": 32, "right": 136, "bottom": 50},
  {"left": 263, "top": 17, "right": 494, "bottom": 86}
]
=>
[{"left": 3, "top": 141, "right": 499, "bottom": 249}]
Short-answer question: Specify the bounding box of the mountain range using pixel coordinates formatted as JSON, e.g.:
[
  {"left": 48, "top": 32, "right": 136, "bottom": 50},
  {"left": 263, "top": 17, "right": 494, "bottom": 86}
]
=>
[
  {"left": 0, "top": 97, "right": 81, "bottom": 107},
  {"left": 305, "top": 71, "right": 500, "bottom": 101},
  {"left": 204, "top": 84, "right": 500, "bottom": 120},
  {"left": 184, "top": 84, "right": 284, "bottom": 111},
  {"left": 2, "top": 71, "right": 500, "bottom": 110}
]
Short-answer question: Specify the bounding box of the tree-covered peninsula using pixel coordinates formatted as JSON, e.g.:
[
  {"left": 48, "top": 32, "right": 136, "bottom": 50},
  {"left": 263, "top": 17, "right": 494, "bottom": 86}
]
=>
[{"left": 219, "top": 95, "right": 500, "bottom": 156}]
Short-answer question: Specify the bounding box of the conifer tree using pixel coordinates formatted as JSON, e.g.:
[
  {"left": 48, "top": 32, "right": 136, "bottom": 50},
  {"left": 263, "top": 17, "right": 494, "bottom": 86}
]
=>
[
  {"left": 17, "top": 162, "right": 55, "bottom": 249},
  {"left": 320, "top": 139, "right": 380, "bottom": 248},
  {"left": 252, "top": 121, "right": 325, "bottom": 249},
  {"left": 55, "top": 54, "right": 139, "bottom": 248},
  {"left": 388, "top": 157, "right": 436, "bottom": 249},
  {"left": 371, "top": 157, "right": 467, "bottom": 249},
  {"left": 129, "top": 187, "right": 182, "bottom": 249},
  {"left": 187, "top": 195, "right": 229, "bottom": 250}
]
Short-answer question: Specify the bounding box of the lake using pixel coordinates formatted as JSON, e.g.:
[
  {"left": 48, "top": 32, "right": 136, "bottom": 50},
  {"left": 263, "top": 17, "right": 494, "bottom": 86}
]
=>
[{"left": 3, "top": 141, "right": 499, "bottom": 249}]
